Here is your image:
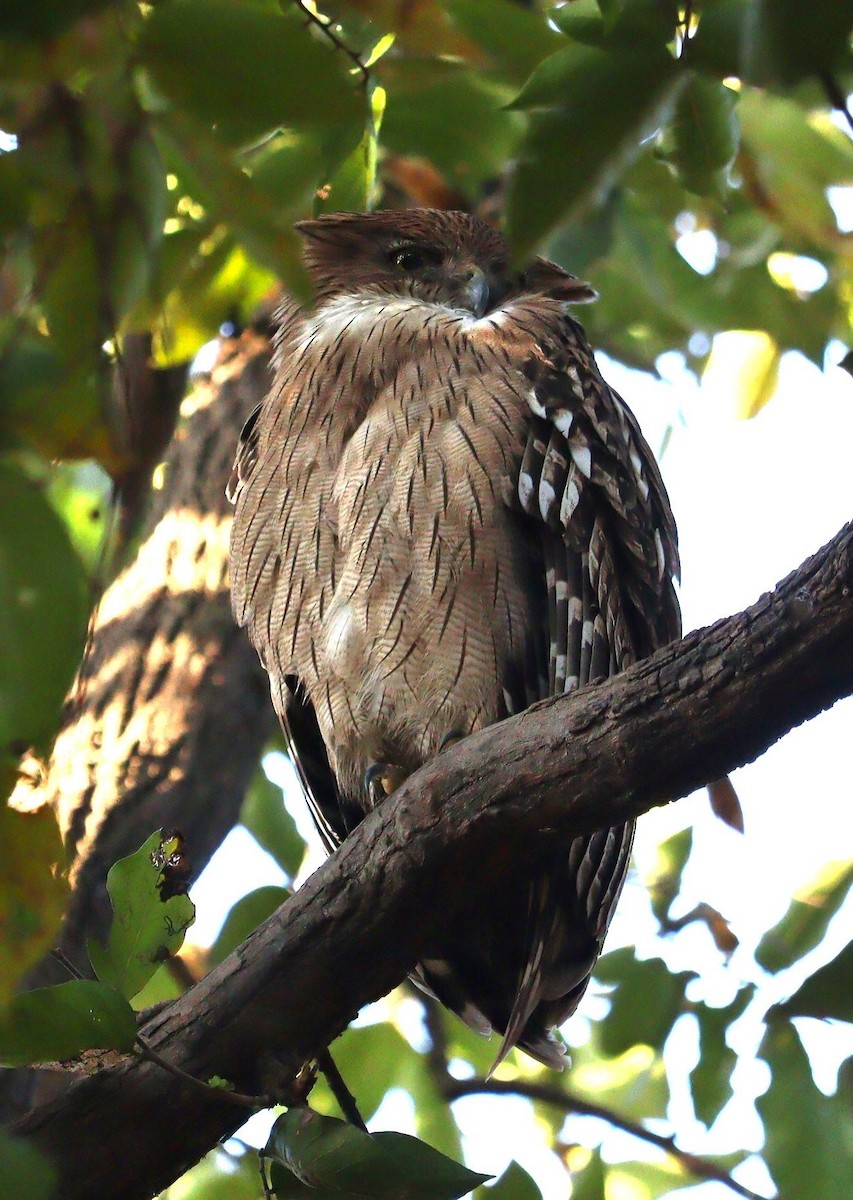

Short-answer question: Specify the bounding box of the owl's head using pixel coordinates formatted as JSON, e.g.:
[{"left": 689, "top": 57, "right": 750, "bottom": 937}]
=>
[
  {"left": 295, "top": 209, "right": 508, "bottom": 316},
  {"left": 295, "top": 209, "right": 595, "bottom": 316}
]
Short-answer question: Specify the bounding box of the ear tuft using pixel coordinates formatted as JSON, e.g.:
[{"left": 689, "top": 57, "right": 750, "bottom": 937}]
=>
[
  {"left": 294, "top": 213, "right": 363, "bottom": 242},
  {"left": 524, "top": 258, "right": 598, "bottom": 304}
]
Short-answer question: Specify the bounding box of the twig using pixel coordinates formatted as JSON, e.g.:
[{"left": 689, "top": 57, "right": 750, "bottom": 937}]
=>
[
  {"left": 292, "top": 1, "right": 369, "bottom": 88},
  {"left": 134, "top": 1035, "right": 273, "bottom": 1111},
  {"left": 678, "top": 0, "right": 694, "bottom": 59},
  {"left": 419, "top": 995, "right": 766, "bottom": 1200},
  {"left": 316, "top": 1049, "right": 368, "bottom": 1132},
  {"left": 819, "top": 72, "right": 853, "bottom": 135},
  {"left": 442, "top": 1078, "right": 771, "bottom": 1200},
  {"left": 49, "top": 949, "right": 86, "bottom": 981}
]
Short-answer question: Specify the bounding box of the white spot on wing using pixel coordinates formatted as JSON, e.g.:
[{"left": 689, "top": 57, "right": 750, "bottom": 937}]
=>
[
  {"left": 539, "top": 479, "right": 556, "bottom": 518},
  {"left": 553, "top": 409, "right": 573, "bottom": 436},
  {"left": 561, "top": 479, "right": 581, "bottom": 523},
  {"left": 322, "top": 603, "right": 355, "bottom": 668},
  {"left": 526, "top": 389, "right": 548, "bottom": 418},
  {"left": 654, "top": 528, "right": 666, "bottom": 578},
  {"left": 570, "top": 445, "right": 592, "bottom": 479},
  {"left": 566, "top": 365, "right": 583, "bottom": 396}
]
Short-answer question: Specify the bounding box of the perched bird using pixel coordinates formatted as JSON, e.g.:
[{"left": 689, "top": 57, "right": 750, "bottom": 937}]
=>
[{"left": 228, "top": 209, "right": 680, "bottom": 1068}]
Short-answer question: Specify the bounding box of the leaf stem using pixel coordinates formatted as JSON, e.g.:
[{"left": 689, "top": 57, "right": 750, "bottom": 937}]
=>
[
  {"left": 820, "top": 72, "right": 853, "bottom": 135},
  {"left": 291, "top": 1, "right": 370, "bottom": 89}
]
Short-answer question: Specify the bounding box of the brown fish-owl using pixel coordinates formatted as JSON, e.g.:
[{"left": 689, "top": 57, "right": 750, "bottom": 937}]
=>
[{"left": 228, "top": 209, "right": 680, "bottom": 1068}]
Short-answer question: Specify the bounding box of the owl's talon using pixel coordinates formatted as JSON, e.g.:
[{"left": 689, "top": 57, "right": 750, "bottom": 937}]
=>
[
  {"left": 364, "top": 762, "right": 407, "bottom": 806},
  {"left": 438, "top": 729, "right": 466, "bottom": 753}
]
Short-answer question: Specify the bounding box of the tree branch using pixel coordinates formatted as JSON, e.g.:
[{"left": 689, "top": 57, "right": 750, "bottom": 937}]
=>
[
  {"left": 419, "top": 984, "right": 762, "bottom": 1198},
  {"left": 12, "top": 522, "right": 853, "bottom": 1199},
  {"left": 442, "top": 1078, "right": 767, "bottom": 1200}
]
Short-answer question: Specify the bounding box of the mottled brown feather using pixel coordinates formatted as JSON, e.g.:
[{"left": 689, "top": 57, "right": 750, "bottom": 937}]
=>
[{"left": 229, "top": 210, "right": 680, "bottom": 1069}]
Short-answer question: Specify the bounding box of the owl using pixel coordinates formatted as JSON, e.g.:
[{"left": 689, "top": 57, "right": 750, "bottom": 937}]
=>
[{"left": 229, "top": 209, "right": 680, "bottom": 1068}]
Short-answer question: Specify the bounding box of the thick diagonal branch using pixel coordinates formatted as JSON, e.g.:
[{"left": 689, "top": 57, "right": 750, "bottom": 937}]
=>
[{"left": 13, "top": 522, "right": 853, "bottom": 1200}]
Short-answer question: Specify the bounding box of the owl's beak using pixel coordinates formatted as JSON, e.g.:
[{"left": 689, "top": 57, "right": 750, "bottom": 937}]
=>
[{"left": 462, "top": 267, "right": 490, "bottom": 317}]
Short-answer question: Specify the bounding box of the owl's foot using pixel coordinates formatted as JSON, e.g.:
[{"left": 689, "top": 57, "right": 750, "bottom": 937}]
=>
[
  {"left": 438, "top": 728, "right": 466, "bottom": 753},
  {"left": 364, "top": 762, "right": 408, "bottom": 806}
]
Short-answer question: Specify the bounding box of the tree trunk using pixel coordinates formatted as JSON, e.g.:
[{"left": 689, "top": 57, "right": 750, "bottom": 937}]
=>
[{"left": 3, "top": 330, "right": 277, "bottom": 1120}]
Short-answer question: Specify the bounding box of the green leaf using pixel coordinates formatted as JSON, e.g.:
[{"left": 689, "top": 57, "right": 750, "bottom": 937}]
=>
[
  {"left": 0, "top": 336, "right": 111, "bottom": 463},
  {"left": 209, "top": 886, "right": 289, "bottom": 967},
  {"left": 570, "top": 1040, "right": 669, "bottom": 1121},
  {"left": 0, "top": 979, "right": 137, "bottom": 1067},
  {"left": 775, "top": 942, "right": 853, "bottom": 1023},
  {"left": 45, "top": 461, "right": 112, "bottom": 577},
  {"left": 0, "top": 0, "right": 114, "bottom": 42},
  {"left": 506, "top": 43, "right": 682, "bottom": 258},
  {"left": 126, "top": 962, "right": 184, "bottom": 1012},
  {"left": 395, "top": 1017, "right": 464, "bottom": 1161},
  {"left": 162, "top": 1149, "right": 266, "bottom": 1200},
  {"left": 265, "top": 1109, "right": 490, "bottom": 1199},
  {"left": 88, "top": 831, "right": 195, "bottom": 1002},
  {"left": 267, "top": 1159, "right": 341, "bottom": 1199},
  {"left": 0, "top": 804, "right": 69, "bottom": 1008},
  {"left": 594, "top": 948, "right": 693, "bottom": 1056},
  {"left": 447, "top": 0, "right": 564, "bottom": 85},
  {"left": 739, "top": 0, "right": 853, "bottom": 89},
  {"left": 139, "top": 0, "right": 363, "bottom": 147},
  {"left": 607, "top": 1157, "right": 697, "bottom": 1197},
  {"left": 758, "top": 1022, "right": 853, "bottom": 1200},
  {"left": 645, "top": 827, "right": 693, "bottom": 924},
  {"left": 0, "top": 463, "right": 88, "bottom": 754},
  {"left": 690, "top": 987, "right": 754, "bottom": 1127},
  {"left": 240, "top": 767, "right": 306, "bottom": 878},
  {"left": 702, "top": 330, "right": 781, "bottom": 421},
  {"left": 156, "top": 111, "right": 309, "bottom": 293},
  {"left": 544, "top": 191, "right": 618, "bottom": 276},
  {"left": 149, "top": 233, "right": 279, "bottom": 365},
  {"left": 662, "top": 74, "right": 738, "bottom": 198},
  {"left": 756, "top": 860, "right": 853, "bottom": 973},
  {"left": 36, "top": 213, "right": 104, "bottom": 358},
  {"left": 737, "top": 90, "right": 853, "bottom": 251},
  {"left": 476, "top": 1161, "right": 542, "bottom": 1200},
  {"left": 311, "top": 1023, "right": 411, "bottom": 1125},
  {"left": 246, "top": 132, "right": 324, "bottom": 217},
  {"left": 316, "top": 82, "right": 385, "bottom": 215},
  {"left": 684, "top": 0, "right": 746, "bottom": 80},
  {"left": 378, "top": 66, "right": 520, "bottom": 195},
  {"left": 568, "top": 1149, "right": 606, "bottom": 1200},
  {"left": 0, "top": 151, "right": 28, "bottom": 235},
  {"left": 548, "top": 0, "right": 608, "bottom": 47},
  {"left": 0, "top": 1130, "right": 56, "bottom": 1200}
]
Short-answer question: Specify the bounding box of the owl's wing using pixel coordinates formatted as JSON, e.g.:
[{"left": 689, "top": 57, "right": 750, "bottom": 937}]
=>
[
  {"left": 495, "top": 306, "right": 680, "bottom": 1067},
  {"left": 229, "top": 403, "right": 360, "bottom": 855}
]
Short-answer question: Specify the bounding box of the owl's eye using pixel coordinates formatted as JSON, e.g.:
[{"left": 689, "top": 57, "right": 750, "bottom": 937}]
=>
[{"left": 392, "top": 246, "right": 432, "bottom": 272}]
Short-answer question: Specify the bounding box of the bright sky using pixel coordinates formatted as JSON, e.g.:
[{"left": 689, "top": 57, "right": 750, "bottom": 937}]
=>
[{"left": 188, "top": 344, "right": 852, "bottom": 1199}]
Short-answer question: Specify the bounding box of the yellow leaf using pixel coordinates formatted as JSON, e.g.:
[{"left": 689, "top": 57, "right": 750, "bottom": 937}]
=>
[
  {"left": 702, "top": 330, "right": 781, "bottom": 419},
  {"left": 0, "top": 801, "right": 69, "bottom": 1008}
]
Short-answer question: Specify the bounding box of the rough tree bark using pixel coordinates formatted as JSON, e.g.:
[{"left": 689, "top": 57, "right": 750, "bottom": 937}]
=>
[
  {"left": 12, "top": 520, "right": 853, "bottom": 1200},
  {"left": 2, "top": 331, "right": 277, "bottom": 1120}
]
